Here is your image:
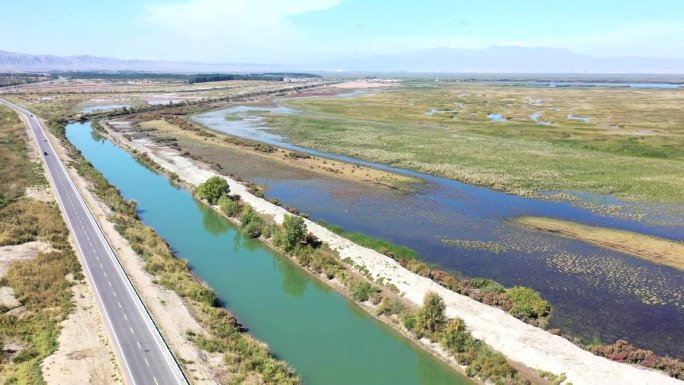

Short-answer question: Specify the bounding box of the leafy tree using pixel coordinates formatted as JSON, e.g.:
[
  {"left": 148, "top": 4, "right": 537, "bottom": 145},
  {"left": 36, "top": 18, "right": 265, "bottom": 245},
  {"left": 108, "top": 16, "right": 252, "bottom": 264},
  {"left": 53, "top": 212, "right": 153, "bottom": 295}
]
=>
[
  {"left": 282, "top": 215, "right": 307, "bottom": 252},
  {"left": 414, "top": 292, "right": 447, "bottom": 337},
  {"left": 196, "top": 176, "right": 229, "bottom": 205}
]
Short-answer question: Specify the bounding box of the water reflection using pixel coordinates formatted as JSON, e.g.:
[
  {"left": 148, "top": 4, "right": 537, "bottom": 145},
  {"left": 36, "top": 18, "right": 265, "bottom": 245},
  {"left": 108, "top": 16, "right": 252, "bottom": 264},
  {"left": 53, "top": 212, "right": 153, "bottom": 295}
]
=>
[
  {"left": 196, "top": 201, "right": 231, "bottom": 236},
  {"left": 276, "top": 256, "right": 308, "bottom": 297},
  {"left": 90, "top": 129, "right": 105, "bottom": 143}
]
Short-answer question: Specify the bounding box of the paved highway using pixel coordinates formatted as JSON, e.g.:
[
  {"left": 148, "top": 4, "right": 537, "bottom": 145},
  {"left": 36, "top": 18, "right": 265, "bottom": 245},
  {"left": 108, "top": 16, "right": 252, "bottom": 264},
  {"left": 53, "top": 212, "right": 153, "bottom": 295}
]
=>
[{"left": 0, "top": 98, "right": 188, "bottom": 385}]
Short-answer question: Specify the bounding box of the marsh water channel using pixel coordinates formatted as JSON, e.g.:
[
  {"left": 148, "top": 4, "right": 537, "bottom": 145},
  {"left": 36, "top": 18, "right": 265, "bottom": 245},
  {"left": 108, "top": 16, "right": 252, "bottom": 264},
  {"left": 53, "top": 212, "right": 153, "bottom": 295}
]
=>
[
  {"left": 67, "top": 122, "right": 472, "bottom": 385},
  {"left": 192, "top": 104, "right": 684, "bottom": 358}
]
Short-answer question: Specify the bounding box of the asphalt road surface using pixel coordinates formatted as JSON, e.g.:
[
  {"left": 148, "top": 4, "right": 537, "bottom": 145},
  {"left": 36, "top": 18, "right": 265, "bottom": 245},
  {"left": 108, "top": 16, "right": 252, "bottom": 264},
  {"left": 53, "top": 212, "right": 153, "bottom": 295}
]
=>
[{"left": 0, "top": 98, "right": 188, "bottom": 385}]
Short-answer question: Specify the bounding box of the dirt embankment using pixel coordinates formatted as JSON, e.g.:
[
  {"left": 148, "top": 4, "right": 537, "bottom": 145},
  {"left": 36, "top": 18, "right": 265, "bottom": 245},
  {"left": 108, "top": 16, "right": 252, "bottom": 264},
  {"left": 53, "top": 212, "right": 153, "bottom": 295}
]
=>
[
  {"left": 108, "top": 125, "right": 684, "bottom": 385},
  {"left": 516, "top": 216, "right": 684, "bottom": 271}
]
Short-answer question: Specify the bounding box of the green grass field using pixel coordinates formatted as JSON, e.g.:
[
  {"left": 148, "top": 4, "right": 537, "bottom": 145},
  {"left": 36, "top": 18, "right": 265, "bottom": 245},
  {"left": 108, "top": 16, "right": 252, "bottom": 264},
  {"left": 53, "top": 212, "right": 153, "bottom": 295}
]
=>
[{"left": 263, "top": 82, "right": 684, "bottom": 203}]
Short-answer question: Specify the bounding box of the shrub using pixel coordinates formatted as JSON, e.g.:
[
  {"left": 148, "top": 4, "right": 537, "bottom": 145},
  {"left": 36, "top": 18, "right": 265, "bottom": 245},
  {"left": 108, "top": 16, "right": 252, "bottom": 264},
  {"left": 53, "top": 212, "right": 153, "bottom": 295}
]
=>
[
  {"left": 187, "top": 285, "right": 219, "bottom": 307},
  {"left": 402, "top": 313, "right": 416, "bottom": 332},
  {"left": 440, "top": 318, "right": 473, "bottom": 354},
  {"left": 217, "top": 194, "right": 240, "bottom": 217},
  {"left": 377, "top": 297, "right": 403, "bottom": 316},
  {"left": 282, "top": 215, "right": 307, "bottom": 252},
  {"left": 413, "top": 292, "right": 447, "bottom": 337},
  {"left": 240, "top": 207, "right": 264, "bottom": 238},
  {"left": 506, "top": 286, "right": 550, "bottom": 324},
  {"left": 196, "top": 176, "right": 230, "bottom": 205},
  {"left": 351, "top": 282, "right": 376, "bottom": 302}
]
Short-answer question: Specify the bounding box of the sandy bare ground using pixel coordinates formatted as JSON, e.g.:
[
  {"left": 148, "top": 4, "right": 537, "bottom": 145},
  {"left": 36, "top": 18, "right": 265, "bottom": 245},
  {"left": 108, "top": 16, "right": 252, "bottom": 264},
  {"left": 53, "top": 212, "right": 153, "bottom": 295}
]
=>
[
  {"left": 0, "top": 241, "right": 51, "bottom": 277},
  {"left": 0, "top": 242, "right": 51, "bottom": 308},
  {"left": 25, "top": 185, "right": 54, "bottom": 202},
  {"left": 46, "top": 120, "right": 224, "bottom": 384},
  {"left": 111, "top": 128, "right": 683, "bottom": 385},
  {"left": 42, "top": 279, "right": 120, "bottom": 385}
]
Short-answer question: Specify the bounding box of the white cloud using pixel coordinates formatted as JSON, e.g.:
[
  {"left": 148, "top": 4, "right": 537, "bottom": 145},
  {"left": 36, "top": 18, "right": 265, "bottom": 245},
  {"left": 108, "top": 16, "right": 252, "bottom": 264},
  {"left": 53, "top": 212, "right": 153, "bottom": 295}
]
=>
[{"left": 142, "top": 0, "right": 341, "bottom": 62}]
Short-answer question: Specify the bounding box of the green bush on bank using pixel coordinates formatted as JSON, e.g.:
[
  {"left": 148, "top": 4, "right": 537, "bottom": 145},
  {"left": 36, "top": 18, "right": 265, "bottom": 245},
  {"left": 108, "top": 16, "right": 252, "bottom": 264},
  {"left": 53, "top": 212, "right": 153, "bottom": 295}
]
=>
[
  {"left": 413, "top": 292, "right": 447, "bottom": 338},
  {"left": 218, "top": 194, "right": 241, "bottom": 217},
  {"left": 281, "top": 215, "right": 307, "bottom": 252},
  {"left": 506, "top": 286, "right": 550, "bottom": 326},
  {"left": 240, "top": 206, "right": 265, "bottom": 238},
  {"left": 406, "top": 292, "right": 531, "bottom": 385},
  {"left": 351, "top": 282, "right": 378, "bottom": 302},
  {"left": 196, "top": 176, "right": 230, "bottom": 205}
]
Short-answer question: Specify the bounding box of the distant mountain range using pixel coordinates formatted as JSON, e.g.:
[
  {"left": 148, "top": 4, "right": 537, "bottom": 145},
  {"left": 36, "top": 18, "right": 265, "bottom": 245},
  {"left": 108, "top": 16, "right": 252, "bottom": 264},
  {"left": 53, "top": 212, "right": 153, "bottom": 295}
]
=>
[
  {"left": 0, "top": 50, "right": 294, "bottom": 73},
  {"left": 2, "top": 46, "right": 684, "bottom": 74}
]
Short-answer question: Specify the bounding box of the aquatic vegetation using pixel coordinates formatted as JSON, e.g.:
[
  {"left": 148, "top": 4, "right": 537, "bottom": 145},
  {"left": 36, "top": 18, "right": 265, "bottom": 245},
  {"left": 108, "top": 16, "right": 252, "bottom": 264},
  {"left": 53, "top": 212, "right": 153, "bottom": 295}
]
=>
[
  {"left": 546, "top": 252, "right": 684, "bottom": 309},
  {"left": 268, "top": 83, "right": 684, "bottom": 203},
  {"left": 318, "top": 220, "right": 417, "bottom": 260},
  {"left": 441, "top": 239, "right": 509, "bottom": 254}
]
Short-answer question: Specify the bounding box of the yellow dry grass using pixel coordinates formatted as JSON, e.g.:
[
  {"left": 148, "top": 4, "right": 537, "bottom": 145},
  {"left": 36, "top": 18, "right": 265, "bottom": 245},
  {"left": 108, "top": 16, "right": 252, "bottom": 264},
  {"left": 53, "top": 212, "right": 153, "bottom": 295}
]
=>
[{"left": 516, "top": 216, "right": 684, "bottom": 271}]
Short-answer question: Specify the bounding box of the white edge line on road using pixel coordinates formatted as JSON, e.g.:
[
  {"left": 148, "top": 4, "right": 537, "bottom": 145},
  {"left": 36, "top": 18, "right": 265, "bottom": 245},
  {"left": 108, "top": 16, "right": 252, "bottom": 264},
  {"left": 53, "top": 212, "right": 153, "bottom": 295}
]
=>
[
  {"left": 5, "top": 99, "right": 188, "bottom": 385},
  {"left": 3, "top": 102, "right": 140, "bottom": 385}
]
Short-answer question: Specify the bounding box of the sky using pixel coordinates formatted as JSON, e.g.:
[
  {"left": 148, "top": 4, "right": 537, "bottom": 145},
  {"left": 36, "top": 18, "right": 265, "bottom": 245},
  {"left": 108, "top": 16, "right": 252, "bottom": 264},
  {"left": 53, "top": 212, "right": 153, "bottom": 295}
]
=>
[{"left": 1, "top": 0, "right": 683, "bottom": 64}]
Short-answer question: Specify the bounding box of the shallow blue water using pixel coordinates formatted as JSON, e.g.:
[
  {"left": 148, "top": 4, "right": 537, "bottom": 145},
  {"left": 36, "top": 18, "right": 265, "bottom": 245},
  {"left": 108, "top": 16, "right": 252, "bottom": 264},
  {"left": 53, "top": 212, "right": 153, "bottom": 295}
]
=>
[
  {"left": 486, "top": 113, "right": 508, "bottom": 121},
  {"left": 80, "top": 104, "right": 130, "bottom": 113}
]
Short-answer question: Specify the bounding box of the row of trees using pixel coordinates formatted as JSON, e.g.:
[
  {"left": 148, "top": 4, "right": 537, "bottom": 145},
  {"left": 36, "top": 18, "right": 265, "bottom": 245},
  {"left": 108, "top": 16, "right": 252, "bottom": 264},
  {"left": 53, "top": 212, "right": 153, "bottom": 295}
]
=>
[{"left": 196, "top": 176, "right": 307, "bottom": 250}]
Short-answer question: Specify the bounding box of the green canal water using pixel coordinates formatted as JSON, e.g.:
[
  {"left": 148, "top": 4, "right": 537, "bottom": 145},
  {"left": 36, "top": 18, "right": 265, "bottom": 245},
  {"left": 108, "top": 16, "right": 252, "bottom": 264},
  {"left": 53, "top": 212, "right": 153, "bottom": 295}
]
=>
[{"left": 67, "top": 122, "right": 472, "bottom": 385}]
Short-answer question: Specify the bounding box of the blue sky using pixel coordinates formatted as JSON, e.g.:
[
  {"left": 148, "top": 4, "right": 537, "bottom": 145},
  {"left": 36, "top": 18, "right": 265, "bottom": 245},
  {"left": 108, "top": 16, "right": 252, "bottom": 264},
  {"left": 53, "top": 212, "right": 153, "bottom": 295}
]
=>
[{"left": 1, "top": 0, "right": 683, "bottom": 63}]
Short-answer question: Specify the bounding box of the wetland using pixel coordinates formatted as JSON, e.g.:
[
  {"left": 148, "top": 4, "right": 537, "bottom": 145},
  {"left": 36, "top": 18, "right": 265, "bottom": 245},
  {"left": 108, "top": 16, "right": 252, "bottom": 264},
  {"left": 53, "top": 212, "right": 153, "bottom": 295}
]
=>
[{"left": 182, "top": 83, "right": 684, "bottom": 358}]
